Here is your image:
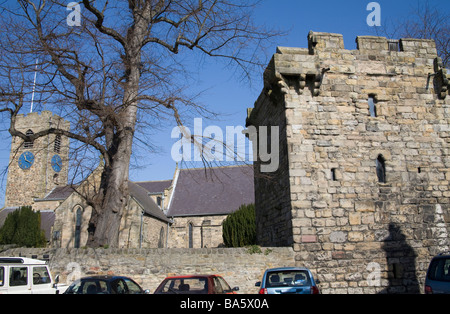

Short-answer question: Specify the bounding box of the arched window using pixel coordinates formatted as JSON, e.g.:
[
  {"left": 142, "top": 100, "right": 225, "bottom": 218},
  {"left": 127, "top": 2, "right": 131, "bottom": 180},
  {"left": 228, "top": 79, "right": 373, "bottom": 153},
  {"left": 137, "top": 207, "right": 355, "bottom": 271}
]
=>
[
  {"left": 74, "top": 207, "right": 83, "bottom": 248},
  {"left": 24, "top": 130, "right": 34, "bottom": 149},
  {"left": 376, "top": 155, "right": 386, "bottom": 183},
  {"left": 188, "top": 223, "right": 194, "bottom": 248}
]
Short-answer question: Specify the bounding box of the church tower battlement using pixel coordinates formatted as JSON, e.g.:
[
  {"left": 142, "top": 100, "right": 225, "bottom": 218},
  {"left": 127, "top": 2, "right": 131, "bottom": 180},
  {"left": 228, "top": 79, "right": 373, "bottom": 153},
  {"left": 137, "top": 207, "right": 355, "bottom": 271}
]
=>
[{"left": 4, "top": 111, "right": 70, "bottom": 208}]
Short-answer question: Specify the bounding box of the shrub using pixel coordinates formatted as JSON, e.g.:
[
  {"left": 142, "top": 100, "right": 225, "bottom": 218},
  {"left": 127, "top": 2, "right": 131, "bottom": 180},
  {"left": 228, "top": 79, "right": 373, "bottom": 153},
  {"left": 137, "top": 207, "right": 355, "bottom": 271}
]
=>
[
  {"left": 222, "top": 203, "right": 256, "bottom": 248},
  {"left": 0, "top": 206, "right": 46, "bottom": 248}
]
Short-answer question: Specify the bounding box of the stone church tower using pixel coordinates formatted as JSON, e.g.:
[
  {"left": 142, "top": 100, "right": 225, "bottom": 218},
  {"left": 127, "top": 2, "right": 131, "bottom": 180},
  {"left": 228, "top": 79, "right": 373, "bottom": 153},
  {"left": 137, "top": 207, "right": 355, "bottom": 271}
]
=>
[{"left": 4, "top": 111, "right": 70, "bottom": 208}]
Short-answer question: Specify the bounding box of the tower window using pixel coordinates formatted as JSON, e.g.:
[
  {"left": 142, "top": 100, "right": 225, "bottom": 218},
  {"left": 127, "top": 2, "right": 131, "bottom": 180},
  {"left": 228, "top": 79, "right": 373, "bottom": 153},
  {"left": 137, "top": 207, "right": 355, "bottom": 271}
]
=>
[
  {"left": 54, "top": 135, "right": 61, "bottom": 153},
  {"left": 388, "top": 40, "right": 400, "bottom": 52},
  {"left": 24, "top": 130, "right": 34, "bottom": 149},
  {"left": 376, "top": 154, "right": 386, "bottom": 183},
  {"left": 369, "top": 96, "right": 377, "bottom": 117},
  {"left": 157, "top": 196, "right": 162, "bottom": 208},
  {"left": 331, "top": 168, "right": 338, "bottom": 181}
]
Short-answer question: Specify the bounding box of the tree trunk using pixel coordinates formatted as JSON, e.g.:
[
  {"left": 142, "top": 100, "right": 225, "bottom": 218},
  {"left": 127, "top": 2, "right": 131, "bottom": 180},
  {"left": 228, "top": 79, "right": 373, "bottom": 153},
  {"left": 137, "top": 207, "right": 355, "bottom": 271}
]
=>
[
  {"left": 87, "top": 51, "right": 140, "bottom": 248},
  {"left": 87, "top": 129, "right": 134, "bottom": 248}
]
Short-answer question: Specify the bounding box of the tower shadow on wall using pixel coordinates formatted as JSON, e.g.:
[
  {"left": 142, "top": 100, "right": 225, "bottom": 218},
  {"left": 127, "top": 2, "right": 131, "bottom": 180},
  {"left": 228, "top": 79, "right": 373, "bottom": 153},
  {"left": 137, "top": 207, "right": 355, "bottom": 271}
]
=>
[{"left": 379, "top": 223, "right": 421, "bottom": 294}]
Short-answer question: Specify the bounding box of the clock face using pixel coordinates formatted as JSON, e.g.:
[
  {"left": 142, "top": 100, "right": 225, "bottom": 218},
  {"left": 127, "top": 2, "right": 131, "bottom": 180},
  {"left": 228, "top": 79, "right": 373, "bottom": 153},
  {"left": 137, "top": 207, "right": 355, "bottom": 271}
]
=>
[
  {"left": 18, "top": 151, "right": 35, "bottom": 170},
  {"left": 51, "top": 155, "right": 63, "bottom": 173}
]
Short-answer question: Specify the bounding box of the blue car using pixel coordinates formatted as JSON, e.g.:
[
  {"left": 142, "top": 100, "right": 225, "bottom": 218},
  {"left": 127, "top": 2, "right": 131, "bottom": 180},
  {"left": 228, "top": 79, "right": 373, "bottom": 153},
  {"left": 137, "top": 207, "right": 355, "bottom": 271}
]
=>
[
  {"left": 425, "top": 252, "right": 450, "bottom": 294},
  {"left": 255, "top": 267, "right": 320, "bottom": 294}
]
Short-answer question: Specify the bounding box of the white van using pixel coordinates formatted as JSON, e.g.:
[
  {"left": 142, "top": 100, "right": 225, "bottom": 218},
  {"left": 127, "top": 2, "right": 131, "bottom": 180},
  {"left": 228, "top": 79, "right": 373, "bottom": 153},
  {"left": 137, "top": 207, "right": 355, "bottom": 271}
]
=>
[{"left": 0, "top": 257, "right": 66, "bottom": 294}]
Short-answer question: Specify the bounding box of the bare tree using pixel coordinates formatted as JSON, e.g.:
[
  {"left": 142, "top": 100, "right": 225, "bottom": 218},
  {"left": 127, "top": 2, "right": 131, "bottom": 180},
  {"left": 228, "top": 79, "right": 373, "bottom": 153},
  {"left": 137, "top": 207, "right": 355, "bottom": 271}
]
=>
[{"left": 0, "top": 0, "right": 279, "bottom": 248}]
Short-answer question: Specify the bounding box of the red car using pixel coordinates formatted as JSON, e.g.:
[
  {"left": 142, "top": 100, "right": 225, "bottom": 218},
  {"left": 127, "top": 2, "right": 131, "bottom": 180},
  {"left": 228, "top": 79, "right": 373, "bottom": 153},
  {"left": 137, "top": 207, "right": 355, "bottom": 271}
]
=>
[{"left": 154, "top": 275, "right": 239, "bottom": 294}]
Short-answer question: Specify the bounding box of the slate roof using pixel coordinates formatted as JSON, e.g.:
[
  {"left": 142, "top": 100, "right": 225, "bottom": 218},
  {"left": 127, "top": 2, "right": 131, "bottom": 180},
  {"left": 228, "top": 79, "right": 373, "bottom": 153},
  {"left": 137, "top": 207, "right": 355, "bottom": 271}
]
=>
[
  {"left": 136, "top": 180, "right": 172, "bottom": 194},
  {"left": 167, "top": 165, "right": 254, "bottom": 217},
  {"left": 128, "top": 181, "right": 171, "bottom": 223},
  {"left": 39, "top": 185, "right": 76, "bottom": 201}
]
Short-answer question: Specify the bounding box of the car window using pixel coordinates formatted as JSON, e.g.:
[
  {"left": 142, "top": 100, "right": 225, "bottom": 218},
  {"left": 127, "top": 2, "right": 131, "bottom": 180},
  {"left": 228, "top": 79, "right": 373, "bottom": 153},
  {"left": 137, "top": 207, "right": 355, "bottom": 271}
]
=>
[
  {"left": 0, "top": 267, "right": 4, "bottom": 287},
  {"left": 124, "top": 278, "right": 143, "bottom": 294},
  {"left": 32, "top": 266, "right": 51, "bottom": 285},
  {"left": 67, "top": 280, "right": 108, "bottom": 294},
  {"left": 159, "top": 278, "right": 208, "bottom": 294},
  {"left": 218, "top": 277, "right": 232, "bottom": 292},
  {"left": 10, "top": 267, "right": 28, "bottom": 287},
  {"left": 428, "top": 258, "right": 450, "bottom": 282},
  {"left": 265, "top": 270, "right": 312, "bottom": 288},
  {"left": 110, "top": 279, "right": 125, "bottom": 294},
  {"left": 213, "top": 277, "right": 223, "bottom": 294}
]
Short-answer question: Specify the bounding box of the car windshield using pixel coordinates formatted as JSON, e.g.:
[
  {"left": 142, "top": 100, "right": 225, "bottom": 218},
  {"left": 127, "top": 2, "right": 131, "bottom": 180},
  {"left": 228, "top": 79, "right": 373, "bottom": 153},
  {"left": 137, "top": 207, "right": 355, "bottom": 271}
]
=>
[
  {"left": 428, "top": 257, "right": 450, "bottom": 282},
  {"left": 265, "top": 270, "right": 312, "bottom": 288},
  {"left": 65, "top": 279, "right": 109, "bottom": 294},
  {"left": 158, "top": 277, "right": 208, "bottom": 294}
]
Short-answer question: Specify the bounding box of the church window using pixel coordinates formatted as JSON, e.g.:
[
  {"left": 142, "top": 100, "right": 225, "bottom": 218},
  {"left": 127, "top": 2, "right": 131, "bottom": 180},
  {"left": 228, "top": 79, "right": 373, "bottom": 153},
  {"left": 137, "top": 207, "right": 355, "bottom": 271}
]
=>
[
  {"left": 369, "top": 95, "right": 377, "bottom": 117},
  {"left": 24, "top": 130, "right": 34, "bottom": 149},
  {"left": 54, "top": 135, "right": 61, "bottom": 153},
  {"left": 74, "top": 207, "right": 83, "bottom": 248},
  {"left": 376, "top": 154, "right": 386, "bottom": 183},
  {"left": 158, "top": 227, "right": 165, "bottom": 248},
  {"left": 188, "top": 223, "right": 194, "bottom": 248},
  {"left": 157, "top": 196, "right": 162, "bottom": 208}
]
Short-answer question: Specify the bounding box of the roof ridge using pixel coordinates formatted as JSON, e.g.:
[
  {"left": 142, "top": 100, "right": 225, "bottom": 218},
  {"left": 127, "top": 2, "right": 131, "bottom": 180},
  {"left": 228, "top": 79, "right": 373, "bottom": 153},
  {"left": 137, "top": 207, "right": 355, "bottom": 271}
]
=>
[{"left": 179, "top": 164, "right": 252, "bottom": 172}]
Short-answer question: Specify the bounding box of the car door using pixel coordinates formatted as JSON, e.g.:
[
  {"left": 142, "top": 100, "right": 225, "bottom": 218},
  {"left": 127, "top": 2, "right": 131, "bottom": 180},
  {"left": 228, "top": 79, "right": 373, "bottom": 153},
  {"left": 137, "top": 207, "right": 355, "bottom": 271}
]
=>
[
  {"left": 0, "top": 266, "right": 6, "bottom": 294},
  {"left": 31, "top": 266, "right": 56, "bottom": 294},
  {"left": 8, "top": 266, "right": 31, "bottom": 294}
]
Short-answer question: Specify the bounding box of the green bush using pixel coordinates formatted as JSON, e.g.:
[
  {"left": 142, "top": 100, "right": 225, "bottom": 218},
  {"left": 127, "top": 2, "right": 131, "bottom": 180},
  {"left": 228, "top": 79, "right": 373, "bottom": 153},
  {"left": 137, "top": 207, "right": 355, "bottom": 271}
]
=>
[
  {"left": 0, "top": 206, "right": 46, "bottom": 248},
  {"left": 222, "top": 204, "right": 256, "bottom": 248}
]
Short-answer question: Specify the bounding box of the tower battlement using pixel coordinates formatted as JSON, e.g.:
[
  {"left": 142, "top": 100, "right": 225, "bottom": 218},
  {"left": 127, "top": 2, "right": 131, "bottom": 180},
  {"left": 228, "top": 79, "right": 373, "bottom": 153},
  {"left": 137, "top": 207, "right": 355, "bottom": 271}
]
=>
[
  {"left": 14, "top": 111, "right": 70, "bottom": 132},
  {"left": 258, "top": 31, "right": 449, "bottom": 108}
]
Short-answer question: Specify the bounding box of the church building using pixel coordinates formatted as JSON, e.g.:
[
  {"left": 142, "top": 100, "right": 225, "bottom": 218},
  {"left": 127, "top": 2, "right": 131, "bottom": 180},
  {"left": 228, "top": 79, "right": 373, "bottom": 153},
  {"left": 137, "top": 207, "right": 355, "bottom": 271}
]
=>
[{"left": 0, "top": 111, "right": 254, "bottom": 249}]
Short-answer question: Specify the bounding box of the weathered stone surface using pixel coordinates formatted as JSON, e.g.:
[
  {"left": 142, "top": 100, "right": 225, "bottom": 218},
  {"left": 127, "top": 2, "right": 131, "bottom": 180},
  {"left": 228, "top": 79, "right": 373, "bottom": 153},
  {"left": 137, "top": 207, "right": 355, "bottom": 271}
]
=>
[{"left": 247, "top": 32, "right": 450, "bottom": 294}]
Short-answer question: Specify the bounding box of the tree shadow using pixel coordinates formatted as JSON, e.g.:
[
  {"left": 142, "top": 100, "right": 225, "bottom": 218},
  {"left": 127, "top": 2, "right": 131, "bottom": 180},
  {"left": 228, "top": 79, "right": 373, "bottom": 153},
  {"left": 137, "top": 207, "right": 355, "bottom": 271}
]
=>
[{"left": 379, "top": 223, "right": 421, "bottom": 294}]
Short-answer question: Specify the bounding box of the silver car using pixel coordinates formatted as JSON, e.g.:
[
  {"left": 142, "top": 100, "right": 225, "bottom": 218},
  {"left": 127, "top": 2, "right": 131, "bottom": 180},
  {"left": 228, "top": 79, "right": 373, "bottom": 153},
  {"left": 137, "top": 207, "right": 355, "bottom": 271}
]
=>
[
  {"left": 425, "top": 252, "right": 450, "bottom": 294},
  {"left": 255, "top": 267, "right": 320, "bottom": 294}
]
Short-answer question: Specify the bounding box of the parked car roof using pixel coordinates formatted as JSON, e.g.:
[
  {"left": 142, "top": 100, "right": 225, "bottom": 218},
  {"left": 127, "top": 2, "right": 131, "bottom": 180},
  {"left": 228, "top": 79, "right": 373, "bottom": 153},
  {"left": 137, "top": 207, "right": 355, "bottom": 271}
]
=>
[
  {"left": 0, "top": 257, "right": 47, "bottom": 265},
  {"left": 164, "top": 275, "right": 219, "bottom": 279},
  {"left": 265, "top": 267, "right": 311, "bottom": 272}
]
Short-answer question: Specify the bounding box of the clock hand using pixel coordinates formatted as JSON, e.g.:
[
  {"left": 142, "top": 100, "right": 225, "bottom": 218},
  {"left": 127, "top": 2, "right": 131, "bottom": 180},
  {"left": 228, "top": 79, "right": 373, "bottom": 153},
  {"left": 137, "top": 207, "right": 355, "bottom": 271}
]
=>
[{"left": 24, "top": 154, "right": 32, "bottom": 164}]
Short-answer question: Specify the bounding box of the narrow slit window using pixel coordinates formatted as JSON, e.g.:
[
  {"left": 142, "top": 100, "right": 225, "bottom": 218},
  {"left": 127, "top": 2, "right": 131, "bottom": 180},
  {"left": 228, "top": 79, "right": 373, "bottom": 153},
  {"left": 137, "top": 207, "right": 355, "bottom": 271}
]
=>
[
  {"left": 331, "top": 168, "right": 338, "bottom": 181},
  {"left": 369, "top": 96, "right": 377, "bottom": 117},
  {"left": 54, "top": 135, "right": 61, "bottom": 153},
  {"left": 376, "top": 154, "right": 386, "bottom": 183}
]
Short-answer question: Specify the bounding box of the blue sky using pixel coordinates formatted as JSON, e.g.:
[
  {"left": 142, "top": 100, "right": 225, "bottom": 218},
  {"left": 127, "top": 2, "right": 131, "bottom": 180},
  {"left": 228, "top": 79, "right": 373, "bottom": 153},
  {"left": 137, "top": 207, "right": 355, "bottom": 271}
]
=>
[{"left": 1, "top": 0, "right": 449, "bottom": 207}]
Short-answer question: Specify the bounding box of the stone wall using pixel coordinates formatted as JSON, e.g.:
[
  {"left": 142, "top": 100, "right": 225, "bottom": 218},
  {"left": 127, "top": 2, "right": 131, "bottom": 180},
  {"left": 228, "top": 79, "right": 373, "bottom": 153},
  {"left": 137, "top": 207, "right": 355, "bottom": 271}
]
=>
[
  {"left": 247, "top": 31, "right": 450, "bottom": 294},
  {"left": 168, "top": 215, "right": 228, "bottom": 248},
  {"left": 0, "top": 247, "right": 295, "bottom": 294}
]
